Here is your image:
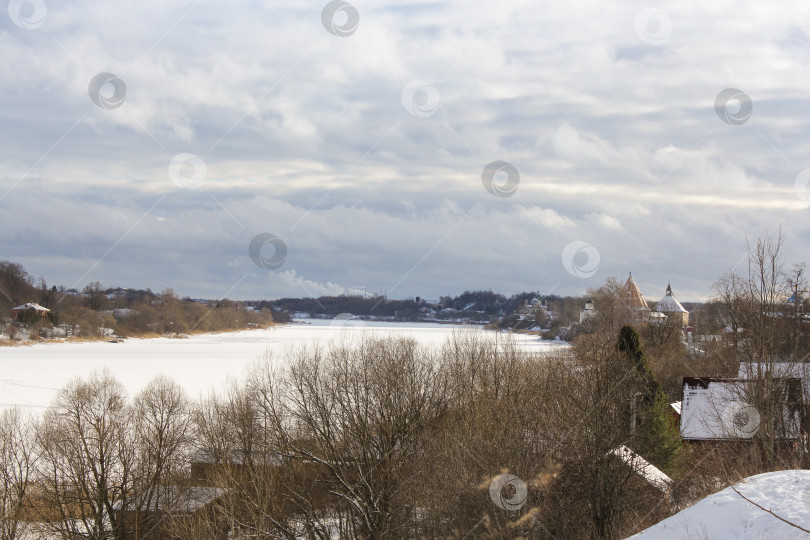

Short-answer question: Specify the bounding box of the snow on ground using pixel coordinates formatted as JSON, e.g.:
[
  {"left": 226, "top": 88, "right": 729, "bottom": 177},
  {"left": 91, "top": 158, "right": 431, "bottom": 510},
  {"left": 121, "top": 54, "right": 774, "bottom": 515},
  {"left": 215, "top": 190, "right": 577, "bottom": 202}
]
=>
[
  {"left": 630, "top": 470, "right": 810, "bottom": 539},
  {"left": 1, "top": 321, "right": 562, "bottom": 411}
]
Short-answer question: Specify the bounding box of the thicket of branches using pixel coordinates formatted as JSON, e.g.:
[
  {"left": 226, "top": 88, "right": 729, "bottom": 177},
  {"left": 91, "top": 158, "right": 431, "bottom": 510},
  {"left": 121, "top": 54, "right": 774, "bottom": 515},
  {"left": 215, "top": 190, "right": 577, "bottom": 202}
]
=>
[
  {"left": 1, "top": 327, "right": 690, "bottom": 540},
  {"left": 710, "top": 232, "right": 810, "bottom": 474}
]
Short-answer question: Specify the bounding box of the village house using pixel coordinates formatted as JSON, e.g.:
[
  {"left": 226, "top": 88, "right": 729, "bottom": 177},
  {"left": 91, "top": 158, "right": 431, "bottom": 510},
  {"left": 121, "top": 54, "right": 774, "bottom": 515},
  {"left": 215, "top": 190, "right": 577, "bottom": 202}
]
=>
[
  {"left": 190, "top": 448, "right": 285, "bottom": 484},
  {"left": 679, "top": 376, "right": 802, "bottom": 443},
  {"left": 11, "top": 302, "right": 50, "bottom": 321},
  {"left": 117, "top": 486, "right": 228, "bottom": 540}
]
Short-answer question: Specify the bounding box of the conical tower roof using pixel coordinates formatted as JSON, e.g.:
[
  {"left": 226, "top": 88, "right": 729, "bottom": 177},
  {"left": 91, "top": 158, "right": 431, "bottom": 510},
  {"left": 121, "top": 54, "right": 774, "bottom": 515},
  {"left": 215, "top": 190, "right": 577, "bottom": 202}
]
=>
[
  {"left": 622, "top": 273, "right": 649, "bottom": 310},
  {"left": 656, "top": 283, "right": 687, "bottom": 313}
]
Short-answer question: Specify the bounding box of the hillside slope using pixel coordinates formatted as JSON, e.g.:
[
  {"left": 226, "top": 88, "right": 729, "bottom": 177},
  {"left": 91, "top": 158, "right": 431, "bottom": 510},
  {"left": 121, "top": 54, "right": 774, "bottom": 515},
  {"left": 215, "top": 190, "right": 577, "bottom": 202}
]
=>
[{"left": 630, "top": 470, "right": 810, "bottom": 539}]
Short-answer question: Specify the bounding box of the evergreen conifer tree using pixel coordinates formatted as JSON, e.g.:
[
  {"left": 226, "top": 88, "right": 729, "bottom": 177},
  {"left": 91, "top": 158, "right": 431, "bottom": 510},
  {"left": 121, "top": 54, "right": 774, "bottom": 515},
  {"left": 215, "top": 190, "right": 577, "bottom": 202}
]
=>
[{"left": 617, "top": 325, "right": 683, "bottom": 472}]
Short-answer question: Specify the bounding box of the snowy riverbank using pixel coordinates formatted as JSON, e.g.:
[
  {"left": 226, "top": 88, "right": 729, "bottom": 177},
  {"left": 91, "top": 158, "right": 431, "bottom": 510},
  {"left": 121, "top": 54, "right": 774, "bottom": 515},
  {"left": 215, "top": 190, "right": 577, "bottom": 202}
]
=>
[{"left": 1, "top": 320, "right": 563, "bottom": 410}]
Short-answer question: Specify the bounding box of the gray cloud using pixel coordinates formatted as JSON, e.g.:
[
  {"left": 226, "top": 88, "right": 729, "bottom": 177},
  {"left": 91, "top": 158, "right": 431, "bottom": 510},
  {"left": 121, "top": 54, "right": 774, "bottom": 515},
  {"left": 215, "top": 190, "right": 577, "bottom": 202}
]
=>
[{"left": 1, "top": 1, "right": 809, "bottom": 301}]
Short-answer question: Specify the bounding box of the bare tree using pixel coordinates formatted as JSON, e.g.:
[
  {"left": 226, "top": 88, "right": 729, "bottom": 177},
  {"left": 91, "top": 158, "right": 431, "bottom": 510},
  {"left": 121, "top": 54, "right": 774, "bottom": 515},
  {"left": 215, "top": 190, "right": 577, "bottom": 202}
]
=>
[
  {"left": 532, "top": 324, "right": 684, "bottom": 540},
  {"left": 186, "top": 380, "right": 283, "bottom": 539},
  {"left": 235, "top": 335, "right": 452, "bottom": 539},
  {"left": 0, "top": 408, "right": 35, "bottom": 540},
  {"left": 34, "top": 370, "right": 134, "bottom": 539},
  {"left": 714, "top": 231, "right": 809, "bottom": 469},
  {"left": 575, "top": 278, "right": 635, "bottom": 359},
  {"left": 414, "top": 330, "right": 555, "bottom": 538},
  {"left": 127, "top": 375, "right": 193, "bottom": 538},
  {"left": 0, "top": 261, "right": 34, "bottom": 309},
  {"left": 785, "top": 262, "right": 809, "bottom": 360},
  {"left": 83, "top": 282, "right": 106, "bottom": 312}
]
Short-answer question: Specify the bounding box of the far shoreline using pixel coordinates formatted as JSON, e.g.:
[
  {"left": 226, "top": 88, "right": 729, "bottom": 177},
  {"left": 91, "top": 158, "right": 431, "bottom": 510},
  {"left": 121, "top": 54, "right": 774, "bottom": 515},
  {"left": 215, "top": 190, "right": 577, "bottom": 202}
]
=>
[
  {"left": 0, "top": 321, "right": 282, "bottom": 348},
  {"left": 1, "top": 318, "right": 567, "bottom": 348}
]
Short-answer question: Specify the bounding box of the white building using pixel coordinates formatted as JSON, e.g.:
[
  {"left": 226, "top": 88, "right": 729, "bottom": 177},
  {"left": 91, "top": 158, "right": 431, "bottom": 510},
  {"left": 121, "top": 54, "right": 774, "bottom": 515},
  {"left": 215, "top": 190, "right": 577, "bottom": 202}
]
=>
[{"left": 580, "top": 298, "right": 595, "bottom": 323}]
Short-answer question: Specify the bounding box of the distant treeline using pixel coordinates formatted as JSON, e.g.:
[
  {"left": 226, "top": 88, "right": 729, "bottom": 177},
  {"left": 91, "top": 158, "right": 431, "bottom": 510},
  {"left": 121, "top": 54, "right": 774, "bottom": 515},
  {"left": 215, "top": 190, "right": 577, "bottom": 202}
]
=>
[
  {"left": 0, "top": 261, "right": 275, "bottom": 341},
  {"left": 0, "top": 257, "right": 594, "bottom": 342},
  {"left": 1, "top": 259, "right": 587, "bottom": 341},
  {"left": 263, "top": 289, "right": 585, "bottom": 326}
]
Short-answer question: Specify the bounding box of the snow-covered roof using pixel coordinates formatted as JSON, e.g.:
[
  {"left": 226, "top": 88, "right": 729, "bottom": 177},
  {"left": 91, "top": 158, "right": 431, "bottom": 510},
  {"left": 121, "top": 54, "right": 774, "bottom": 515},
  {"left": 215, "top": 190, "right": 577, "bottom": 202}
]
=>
[
  {"left": 655, "top": 284, "right": 687, "bottom": 313},
  {"left": 655, "top": 295, "right": 687, "bottom": 313},
  {"left": 681, "top": 378, "right": 755, "bottom": 440},
  {"left": 119, "top": 486, "right": 226, "bottom": 513},
  {"left": 12, "top": 303, "right": 49, "bottom": 312},
  {"left": 629, "top": 470, "right": 810, "bottom": 539},
  {"left": 738, "top": 362, "right": 810, "bottom": 399},
  {"left": 670, "top": 401, "right": 681, "bottom": 415},
  {"left": 191, "top": 448, "right": 284, "bottom": 467},
  {"left": 681, "top": 377, "right": 800, "bottom": 441},
  {"left": 610, "top": 445, "right": 672, "bottom": 492}
]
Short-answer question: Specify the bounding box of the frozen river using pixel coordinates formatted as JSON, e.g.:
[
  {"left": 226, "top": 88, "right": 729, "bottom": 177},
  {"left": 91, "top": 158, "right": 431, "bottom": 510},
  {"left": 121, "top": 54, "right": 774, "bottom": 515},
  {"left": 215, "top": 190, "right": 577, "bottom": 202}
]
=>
[{"left": 0, "top": 320, "right": 564, "bottom": 410}]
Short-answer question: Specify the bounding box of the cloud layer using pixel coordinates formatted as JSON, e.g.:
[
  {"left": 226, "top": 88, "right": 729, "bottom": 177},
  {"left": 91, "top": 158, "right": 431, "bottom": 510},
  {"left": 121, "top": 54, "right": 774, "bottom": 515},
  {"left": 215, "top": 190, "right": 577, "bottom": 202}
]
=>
[{"left": 1, "top": 0, "right": 809, "bottom": 301}]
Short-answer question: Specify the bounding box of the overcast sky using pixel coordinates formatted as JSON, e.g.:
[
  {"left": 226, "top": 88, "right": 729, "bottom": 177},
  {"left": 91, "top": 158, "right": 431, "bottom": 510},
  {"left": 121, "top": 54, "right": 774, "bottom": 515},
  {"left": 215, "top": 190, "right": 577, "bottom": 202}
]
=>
[{"left": 1, "top": 0, "right": 809, "bottom": 302}]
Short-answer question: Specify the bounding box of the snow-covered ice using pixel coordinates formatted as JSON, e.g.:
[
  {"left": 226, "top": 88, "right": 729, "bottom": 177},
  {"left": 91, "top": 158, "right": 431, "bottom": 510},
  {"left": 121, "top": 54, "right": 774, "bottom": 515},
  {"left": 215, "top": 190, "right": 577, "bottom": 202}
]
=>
[
  {"left": 1, "top": 321, "right": 561, "bottom": 410},
  {"left": 630, "top": 470, "right": 810, "bottom": 539}
]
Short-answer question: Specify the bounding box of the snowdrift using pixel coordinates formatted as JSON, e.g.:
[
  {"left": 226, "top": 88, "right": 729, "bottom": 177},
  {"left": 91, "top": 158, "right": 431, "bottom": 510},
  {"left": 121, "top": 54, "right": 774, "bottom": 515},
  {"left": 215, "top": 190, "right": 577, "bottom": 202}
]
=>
[{"left": 630, "top": 470, "right": 810, "bottom": 539}]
